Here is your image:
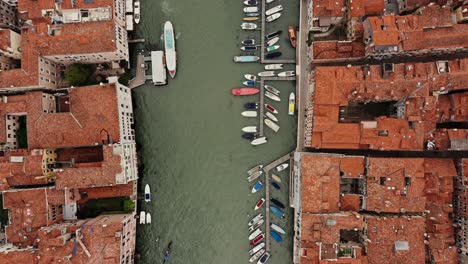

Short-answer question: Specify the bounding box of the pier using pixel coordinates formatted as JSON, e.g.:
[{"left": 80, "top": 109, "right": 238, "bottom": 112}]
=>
[
  {"left": 128, "top": 53, "right": 146, "bottom": 89},
  {"left": 262, "top": 152, "right": 293, "bottom": 252}
]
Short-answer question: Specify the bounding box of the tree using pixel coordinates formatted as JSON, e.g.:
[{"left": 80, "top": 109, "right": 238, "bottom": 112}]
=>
[{"left": 65, "top": 64, "right": 92, "bottom": 86}]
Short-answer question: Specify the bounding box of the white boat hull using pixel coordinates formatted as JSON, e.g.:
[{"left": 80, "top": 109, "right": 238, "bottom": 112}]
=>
[
  {"left": 265, "top": 64, "right": 283, "bottom": 70},
  {"left": 242, "top": 126, "right": 258, "bottom": 133},
  {"left": 265, "top": 119, "right": 279, "bottom": 132},
  {"left": 144, "top": 184, "right": 151, "bottom": 202},
  {"left": 267, "top": 37, "right": 279, "bottom": 47},
  {"left": 164, "top": 21, "right": 177, "bottom": 78},
  {"left": 266, "top": 5, "right": 283, "bottom": 16},
  {"left": 242, "top": 111, "right": 258, "bottom": 117},
  {"left": 265, "top": 91, "right": 281, "bottom": 101},
  {"left": 249, "top": 228, "right": 262, "bottom": 240},
  {"left": 146, "top": 213, "right": 152, "bottom": 224},
  {"left": 245, "top": 74, "right": 257, "bottom": 81},
  {"left": 134, "top": 1, "right": 140, "bottom": 24},
  {"left": 278, "top": 71, "right": 295, "bottom": 77},
  {"left": 265, "top": 112, "right": 278, "bottom": 122},
  {"left": 276, "top": 163, "right": 289, "bottom": 171},
  {"left": 266, "top": 13, "right": 281, "bottom": 22},
  {"left": 139, "top": 211, "right": 146, "bottom": 224},
  {"left": 249, "top": 242, "right": 265, "bottom": 256},
  {"left": 271, "top": 223, "right": 286, "bottom": 234},
  {"left": 251, "top": 137, "right": 267, "bottom": 145}
]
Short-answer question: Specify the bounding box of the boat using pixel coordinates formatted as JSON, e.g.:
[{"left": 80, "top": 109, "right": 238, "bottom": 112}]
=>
[
  {"left": 265, "top": 30, "right": 282, "bottom": 40},
  {"left": 251, "top": 181, "right": 263, "bottom": 193},
  {"left": 270, "top": 198, "right": 285, "bottom": 209},
  {"left": 243, "top": 7, "right": 259, "bottom": 13},
  {"left": 249, "top": 228, "right": 262, "bottom": 240},
  {"left": 245, "top": 74, "right": 257, "bottom": 81},
  {"left": 271, "top": 230, "right": 283, "bottom": 242},
  {"left": 243, "top": 126, "right": 258, "bottom": 133},
  {"left": 254, "top": 198, "right": 265, "bottom": 210},
  {"left": 242, "top": 39, "right": 256, "bottom": 45},
  {"left": 265, "top": 119, "right": 279, "bottom": 132},
  {"left": 271, "top": 174, "right": 281, "bottom": 183},
  {"left": 244, "top": 102, "right": 258, "bottom": 109},
  {"left": 241, "top": 45, "right": 258, "bottom": 51},
  {"left": 164, "top": 21, "right": 177, "bottom": 78},
  {"left": 242, "top": 23, "right": 257, "bottom": 30},
  {"left": 234, "top": 56, "right": 260, "bottom": 62},
  {"left": 258, "top": 71, "right": 275, "bottom": 77},
  {"left": 251, "top": 137, "right": 267, "bottom": 146},
  {"left": 242, "top": 133, "right": 258, "bottom": 140},
  {"left": 288, "top": 25, "right": 297, "bottom": 48},
  {"left": 248, "top": 219, "right": 264, "bottom": 232},
  {"left": 144, "top": 184, "right": 151, "bottom": 202},
  {"left": 265, "top": 64, "right": 283, "bottom": 70},
  {"left": 266, "top": 45, "right": 280, "bottom": 52},
  {"left": 247, "top": 170, "right": 263, "bottom": 182},
  {"left": 271, "top": 223, "right": 286, "bottom": 234},
  {"left": 243, "top": 80, "right": 256, "bottom": 86},
  {"left": 266, "top": 13, "right": 281, "bottom": 22},
  {"left": 245, "top": 12, "right": 260, "bottom": 17},
  {"left": 244, "top": 0, "right": 258, "bottom": 6},
  {"left": 163, "top": 241, "right": 172, "bottom": 263},
  {"left": 242, "top": 111, "right": 258, "bottom": 117},
  {"left": 243, "top": 17, "right": 259, "bottom": 21},
  {"left": 247, "top": 164, "right": 263, "bottom": 175},
  {"left": 248, "top": 242, "right": 265, "bottom": 256},
  {"left": 265, "top": 5, "right": 283, "bottom": 16},
  {"left": 146, "top": 212, "right": 152, "bottom": 224},
  {"left": 289, "top": 92, "right": 295, "bottom": 115},
  {"left": 134, "top": 0, "right": 140, "bottom": 24},
  {"left": 266, "top": 0, "right": 275, "bottom": 3},
  {"left": 278, "top": 71, "right": 295, "bottom": 77},
  {"left": 248, "top": 214, "right": 263, "bottom": 226},
  {"left": 265, "top": 91, "right": 281, "bottom": 101},
  {"left": 264, "top": 85, "right": 280, "bottom": 95},
  {"left": 266, "top": 37, "right": 279, "bottom": 47},
  {"left": 276, "top": 163, "right": 289, "bottom": 171},
  {"left": 232, "top": 88, "right": 259, "bottom": 96},
  {"left": 250, "top": 233, "right": 265, "bottom": 246},
  {"left": 139, "top": 211, "right": 146, "bottom": 224},
  {"left": 265, "top": 112, "right": 278, "bottom": 122},
  {"left": 257, "top": 252, "right": 271, "bottom": 264},
  {"left": 249, "top": 249, "right": 266, "bottom": 263},
  {"left": 265, "top": 104, "right": 278, "bottom": 114},
  {"left": 270, "top": 206, "right": 285, "bottom": 218},
  {"left": 271, "top": 181, "right": 281, "bottom": 190},
  {"left": 266, "top": 51, "right": 281, "bottom": 59}
]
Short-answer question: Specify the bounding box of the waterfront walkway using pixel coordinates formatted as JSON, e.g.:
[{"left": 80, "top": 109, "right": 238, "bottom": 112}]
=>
[
  {"left": 128, "top": 53, "right": 146, "bottom": 89},
  {"left": 262, "top": 152, "right": 293, "bottom": 252}
]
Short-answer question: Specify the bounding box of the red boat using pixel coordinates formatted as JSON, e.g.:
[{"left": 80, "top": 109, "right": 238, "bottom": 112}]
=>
[
  {"left": 232, "top": 88, "right": 260, "bottom": 96},
  {"left": 250, "top": 233, "right": 265, "bottom": 246},
  {"left": 288, "top": 26, "right": 297, "bottom": 48},
  {"left": 254, "top": 198, "right": 265, "bottom": 210},
  {"left": 265, "top": 104, "right": 278, "bottom": 114}
]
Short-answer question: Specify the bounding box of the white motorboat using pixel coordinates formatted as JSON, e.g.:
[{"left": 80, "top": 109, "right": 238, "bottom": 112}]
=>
[
  {"left": 251, "top": 137, "right": 267, "bottom": 146},
  {"left": 245, "top": 74, "right": 257, "bottom": 81},
  {"left": 270, "top": 223, "right": 286, "bottom": 234},
  {"left": 266, "top": 0, "right": 275, "bottom": 2},
  {"left": 244, "top": 6, "right": 259, "bottom": 13},
  {"left": 144, "top": 184, "right": 151, "bottom": 202},
  {"left": 258, "top": 71, "right": 275, "bottom": 77},
  {"left": 257, "top": 252, "right": 271, "bottom": 264},
  {"left": 289, "top": 92, "right": 295, "bottom": 115},
  {"left": 278, "top": 71, "right": 295, "bottom": 77},
  {"left": 265, "top": 119, "right": 279, "bottom": 132},
  {"left": 139, "top": 211, "right": 146, "bottom": 224},
  {"left": 265, "top": 5, "right": 283, "bottom": 16},
  {"left": 265, "top": 112, "right": 278, "bottom": 122},
  {"left": 242, "top": 111, "right": 258, "bottom": 117},
  {"left": 266, "top": 37, "right": 279, "bottom": 47},
  {"left": 266, "top": 13, "right": 281, "bottom": 22},
  {"left": 248, "top": 219, "right": 264, "bottom": 232},
  {"left": 248, "top": 242, "right": 265, "bottom": 256},
  {"left": 264, "top": 85, "right": 280, "bottom": 95},
  {"left": 249, "top": 249, "right": 266, "bottom": 263},
  {"left": 134, "top": 0, "right": 140, "bottom": 24},
  {"left": 249, "top": 228, "right": 262, "bottom": 240},
  {"left": 247, "top": 165, "right": 263, "bottom": 175},
  {"left": 248, "top": 214, "right": 264, "bottom": 226},
  {"left": 146, "top": 212, "right": 152, "bottom": 224},
  {"left": 242, "top": 126, "right": 258, "bottom": 133},
  {"left": 276, "top": 163, "right": 289, "bottom": 171},
  {"left": 265, "top": 64, "right": 283, "bottom": 70},
  {"left": 164, "top": 21, "right": 177, "bottom": 78},
  {"left": 242, "top": 23, "right": 257, "bottom": 30},
  {"left": 265, "top": 91, "right": 281, "bottom": 101}
]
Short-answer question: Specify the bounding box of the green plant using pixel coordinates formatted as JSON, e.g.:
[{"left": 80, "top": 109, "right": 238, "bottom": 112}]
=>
[
  {"left": 118, "top": 72, "right": 133, "bottom": 86},
  {"left": 65, "top": 64, "right": 92, "bottom": 86},
  {"left": 123, "top": 199, "right": 136, "bottom": 213}
]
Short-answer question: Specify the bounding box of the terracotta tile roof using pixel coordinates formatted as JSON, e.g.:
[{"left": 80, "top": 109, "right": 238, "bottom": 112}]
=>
[
  {"left": 0, "top": 149, "right": 48, "bottom": 191},
  {"left": 312, "top": 41, "right": 365, "bottom": 61},
  {"left": 313, "top": 0, "right": 346, "bottom": 17},
  {"left": 0, "top": 249, "right": 38, "bottom": 264},
  {"left": 366, "top": 15, "right": 399, "bottom": 46},
  {"left": 350, "top": 0, "right": 385, "bottom": 17}
]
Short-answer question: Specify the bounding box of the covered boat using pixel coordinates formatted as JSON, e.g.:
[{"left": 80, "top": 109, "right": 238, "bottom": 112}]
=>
[
  {"left": 270, "top": 223, "right": 286, "bottom": 235},
  {"left": 234, "top": 56, "right": 260, "bottom": 62},
  {"left": 232, "top": 88, "right": 259, "bottom": 96},
  {"left": 243, "top": 80, "right": 256, "bottom": 86},
  {"left": 250, "top": 233, "right": 265, "bottom": 246},
  {"left": 164, "top": 21, "right": 177, "bottom": 78},
  {"left": 270, "top": 206, "right": 285, "bottom": 218},
  {"left": 265, "top": 30, "right": 282, "bottom": 40},
  {"left": 265, "top": 51, "right": 281, "bottom": 59},
  {"left": 270, "top": 198, "right": 285, "bottom": 209},
  {"left": 139, "top": 211, "right": 146, "bottom": 224},
  {"left": 243, "top": 17, "right": 259, "bottom": 21},
  {"left": 241, "top": 22, "right": 257, "bottom": 30},
  {"left": 265, "top": 104, "right": 278, "bottom": 114},
  {"left": 271, "top": 174, "right": 281, "bottom": 183},
  {"left": 266, "top": 45, "right": 280, "bottom": 52},
  {"left": 244, "top": 102, "right": 258, "bottom": 109},
  {"left": 271, "top": 230, "right": 283, "bottom": 242},
  {"left": 242, "top": 39, "right": 256, "bottom": 45},
  {"left": 271, "top": 181, "right": 281, "bottom": 190},
  {"left": 146, "top": 212, "right": 152, "bottom": 224},
  {"left": 242, "top": 132, "right": 258, "bottom": 140},
  {"left": 288, "top": 92, "right": 295, "bottom": 115},
  {"left": 265, "top": 112, "right": 278, "bottom": 122},
  {"left": 288, "top": 25, "right": 297, "bottom": 48}
]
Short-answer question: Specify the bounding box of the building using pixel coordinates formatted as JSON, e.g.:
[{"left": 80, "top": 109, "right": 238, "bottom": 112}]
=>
[
  {"left": 454, "top": 159, "right": 468, "bottom": 262},
  {"left": 304, "top": 59, "right": 468, "bottom": 150},
  {"left": 0, "top": 0, "right": 17, "bottom": 30},
  {"left": 0, "top": 29, "right": 20, "bottom": 71}
]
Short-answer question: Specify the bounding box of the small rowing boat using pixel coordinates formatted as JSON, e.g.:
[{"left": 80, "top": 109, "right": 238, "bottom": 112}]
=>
[
  {"left": 266, "top": 5, "right": 283, "bottom": 16},
  {"left": 270, "top": 198, "right": 285, "bottom": 209},
  {"left": 245, "top": 74, "right": 257, "bottom": 81},
  {"left": 266, "top": 45, "right": 280, "bottom": 52},
  {"left": 249, "top": 228, "right": 262, "bottom": 240},
  {"left": 241, "top": 23, "right": 257, "bottom": 30},
  {"left": 248, "top": 219, "right": 264, "bottom": 232},
  {"left": 271, "top": 206, "right": 285, "bottom": 218},
  {"left": 241, "top": 45, "right": 258, "bottom": 51},
  {"left": 265, "top": 64, "right": 283, "bottom": 70},
  {"left": 265, "top": 30, "right": 282, "bottom": 40},
  {"left": 244, "top": 102, "right": 258, "bottom": 109},
  {"left": 146, "top": 212, "right": 152, "bottom": 224},
  {"left": 251, "top": 181, "right": 263, "bottom": 193},
  {"left": 243, "top": 6, "right": 259, "bottom": 13},
  {"left": 247, "top": 170, "right": 263, "bottom": 182},
  {"left": 250, "top": 233, "right": 265, "bottom": 246},
  {"left": 257, "top": 252, "right": 271, "bottom": 264},
  {"left": 271, "top": 223, "right": 286, "bottom": 234},
  {"left": 278, "top": 71, "right": 295, "bottom": 77},
  {"left": 243, "top": 17, "right": 259, "bottom": 21},
  {"left": 265, "top": 112, "right": 278, "bottom": 122},
  {"left": 289, "top": 92, "right": 295, "bottom": 115},
  {"left": 247, "top": 164, "right": 263, "bottom": 175},
  {"left": 266, "top": 51, "right": 281, "bottom": 59},
  {"left": 258, "top": 71, "right": 275, "bottom": 77},
  {"left": 232, "top": 88, "right": 259, "bottom": 96},
  {"left": 264, "top": 85, "right": 280, "bottom": 95},
  {"left": 265, "top": 119, "right": 279, "bottom": 132},
  {"left": 243, "top": 80, "right": 256, "bottom": 86},
  {"left": 242, "top": 126, "right": 257, "bottom": 133},
  {"left": 271, "top": 230, "right": 283, "bottom": 242},
  {"left": 242, "top": 39, "right": 256, "bottom": 45},
  {"left": 266, "top": 12, "right": 281, "bottom": 22},
  {"left": 265, "top": 91, "right": 281, "bottom": 101},
  {"left": 242, "top": 111, "right": 258, "bottom": 117},
  {"left": 251, "top": 137, "right": 267, "bottom": 146},
  {"left": 288, "top": 25, "right": 297, "bottom": 48},
  {"left": 266, "top": 37, "right": 279, "bottom": 47},
  {"left": 248, "top": 242, "right": 265, "bottom": 256},
  {"left": 248, "top": 213, "right": 263, "bottom": 226},
  {"left": 271, "top": 174, "right": 281, "bottom": 183},
  {"left": 265, "top": 104, "right": 278, "bottom": 114},
  {"left": 254, "top": 198, "right": 265, "bottom": 210},
  {"left": 234, "top": 56, "right": 260, "bottom": 62},
  {"left": 249, "top": 249, "right": 265, "bottom": 263},
  {"left": 139, "top": 211, "right": 146, "bottom": 224},
  {"left": 276, "top": 163, "right": 288, "bottom": 171},
  {"left": 272, "top": 181, "right": 281, "bottom": 190}
]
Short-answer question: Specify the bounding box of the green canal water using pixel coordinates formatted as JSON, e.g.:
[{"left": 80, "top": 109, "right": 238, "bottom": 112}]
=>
[{"left": 133, "top": 0, "right": 299, "bottom": 263}]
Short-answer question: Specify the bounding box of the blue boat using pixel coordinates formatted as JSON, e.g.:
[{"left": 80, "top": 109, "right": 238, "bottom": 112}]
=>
[
  {"left": 243, "top": 80, "right": 256, "bottom": 86},
  {"left": 244, "top": 102, "right": 258, "bottom": 109},
  {"left": 271, "top": 181, "right": 281, "bottom": 190},
  {"left": 234, "top": 56, "right": 260, "bottom": 63},
  {"left": 251, "top": 181, "right": 263, "bottom": 193},
  {"left": 271, "top": 230, "right": 283, "bottom": 242},
  {"left": 270, "top": 206, "right": 285, "bottom": 218}
]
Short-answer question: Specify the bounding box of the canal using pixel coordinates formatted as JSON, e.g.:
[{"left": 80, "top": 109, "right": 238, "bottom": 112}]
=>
[{"left": 133, "top": 0, "right": 299, "bottom": 263}]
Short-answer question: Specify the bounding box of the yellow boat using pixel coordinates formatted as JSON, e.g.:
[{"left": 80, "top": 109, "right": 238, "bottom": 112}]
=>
[
  {"left": 243, "top": 17, "right": 259, "bottom": 21},
  {"left": 288, "top": 92, "right": 295, "bottom": 115}
]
